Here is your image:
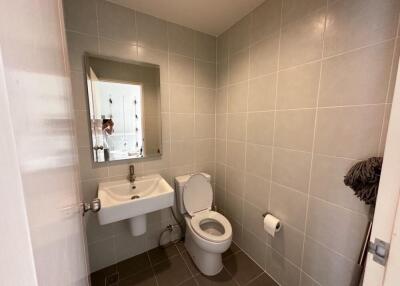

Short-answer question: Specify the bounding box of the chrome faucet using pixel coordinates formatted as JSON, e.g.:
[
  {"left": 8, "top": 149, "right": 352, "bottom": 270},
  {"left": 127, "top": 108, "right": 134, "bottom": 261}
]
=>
[{"left": 128, "top": 164, "right": 136, "bottom": 183}]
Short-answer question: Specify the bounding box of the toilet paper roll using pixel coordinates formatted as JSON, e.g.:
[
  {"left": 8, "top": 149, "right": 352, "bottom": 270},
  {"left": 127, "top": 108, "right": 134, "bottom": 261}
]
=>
[{"left": 263, "top": 214, "right": 281, "bottom": 237}]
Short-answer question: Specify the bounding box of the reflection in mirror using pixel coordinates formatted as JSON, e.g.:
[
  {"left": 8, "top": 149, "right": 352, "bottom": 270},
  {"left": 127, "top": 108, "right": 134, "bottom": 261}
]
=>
[{"left": 85, "top": 55, "right": 162, "bottom": 163}]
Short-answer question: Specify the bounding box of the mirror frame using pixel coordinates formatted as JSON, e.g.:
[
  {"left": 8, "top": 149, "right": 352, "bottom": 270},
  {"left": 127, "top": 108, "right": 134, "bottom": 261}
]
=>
[{"left": 83, "top": 53, "right": 163, "bottom": 164}]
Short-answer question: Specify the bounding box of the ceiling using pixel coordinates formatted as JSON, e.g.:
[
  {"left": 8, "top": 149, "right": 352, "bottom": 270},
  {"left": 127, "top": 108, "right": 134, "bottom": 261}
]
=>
[{"left": 108, "top": 0, "right": 265, "bottom": 36}]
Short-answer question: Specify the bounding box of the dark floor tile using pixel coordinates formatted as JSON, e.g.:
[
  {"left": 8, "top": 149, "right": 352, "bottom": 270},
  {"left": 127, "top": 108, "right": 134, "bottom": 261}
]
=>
[
  {"left": 247, "top": 273, "right": 278, "bottom": 286},
  {"left": 148, "top": 244, "right": 180, "bottom": 265},
  {"left": 222, "top": 243, "right": 242, "bottom": 261},
  {"left": 91, "top": 265, "right": 118, "bottom": 286},
  {"left": 153, "top": 255, "right": 192, "bottom": 286},
  {"left": 118, "top": 269, "right": 157, "bottom": 286},
  {"left": 117, "top": 252, "right": 151, "bottom": 279},
  {"left": 194, "top": 268, "right": 238, "bottom": 286},
  {"left": 178, "top": 278, "right": 198, "bottom": 286},
  {"left": 181, "top": 250, "right": 200, "bottom": 275},
  {"left": 176, "top": 240, "right": 186, "bottom": 253},
  {"left": 224, "top": 252, "right": 263, "bottom": 285}
]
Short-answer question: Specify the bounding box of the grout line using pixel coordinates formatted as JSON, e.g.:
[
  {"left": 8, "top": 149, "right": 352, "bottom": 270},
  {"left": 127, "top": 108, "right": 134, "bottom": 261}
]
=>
[
  {"left": 64, "top": 28, "right": 99, "bottom": 38},
  {"left": 239, "top": 13, "right": 253, "bottom": 244},
  {"left": 133, "top": 10, "right": 138, "bottom": 51},
  {"left": 269, "top": 245, "right": 303, "bottom": 273},
  {"left": 378, "top": 20, "right": 400, "bottom": 153},
  {"left": 269, "top": 180, "right": 310, "bottom": 197},
  {"left": 234, "top": 244, "right": 280, "bottom": 286},
  {"left": 266, "top": 0, "right": 284, "bottom": 256},
  {"left": 192, "top": 31, "right": 198, "bottom": 168},
  {"left": 146, "top": 251, "right": 160, "bottom": 286},
  {"left": 244, "top": 272, "right": 264, "bottom": 286},
  {"left": 221, "top": 265, "right": 241, "bottom": 286},
  {"left": 165, "top": 21, "right": 174, "bottom": 179},
  {"left": 176, "top": 277, "right": 196, "bottom": 286},
  {"left": 214, "top": 138, "right": 384, "bottom": 162},
  {"left": 305, "top": 235, "right": 359, "bottom": 265},
  {"left": 222, "top": 244, "right": 243, "bottom": 261},
  {"left": 176, "top": 243, "right": 197, "bottom": 279},
  {"left": 218, "top": 102, "right": 387, "bottom": 113},
  {"left": 322, "top": 36, "right": 397, "bottom": 61},
  {"left": 308, "top": 193, "right": 370, "bottom": 217},
  {"left": 94, "top": 0, "right": 100, "bottom": 54},
  {"left": 299, "top": 2, "right": 328, "bottom": 284},
  {"left": 214, "top": 36, "right": 218, "bottom": 206},
  {"left": 301, "top": 270, "right": 322, "bottom": 286},
  {"left": 221, "top": 30, "right": 230, "bottom": 217}
]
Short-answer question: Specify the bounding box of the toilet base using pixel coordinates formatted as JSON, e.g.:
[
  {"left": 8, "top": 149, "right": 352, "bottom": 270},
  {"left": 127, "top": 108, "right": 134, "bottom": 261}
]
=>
[{"left": 184, "top": 230, "right": 223, "bottom": 276}]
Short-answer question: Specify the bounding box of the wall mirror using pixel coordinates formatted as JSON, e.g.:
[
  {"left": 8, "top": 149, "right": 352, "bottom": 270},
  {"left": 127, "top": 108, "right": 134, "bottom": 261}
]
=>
[{"left": 85, "top": 55, "right": 162, "bottom": 163}]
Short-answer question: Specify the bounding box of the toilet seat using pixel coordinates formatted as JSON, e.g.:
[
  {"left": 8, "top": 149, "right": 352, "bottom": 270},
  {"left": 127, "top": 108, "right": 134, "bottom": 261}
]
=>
[{"left": 190, "top": 210, "right": 232, "bottom": 243}]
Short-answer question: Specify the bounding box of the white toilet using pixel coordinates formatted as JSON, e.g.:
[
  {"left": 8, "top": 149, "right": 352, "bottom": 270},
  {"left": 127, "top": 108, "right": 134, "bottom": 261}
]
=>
[{"left": 175, "top": 173, "right": 232, "bottom": 276}]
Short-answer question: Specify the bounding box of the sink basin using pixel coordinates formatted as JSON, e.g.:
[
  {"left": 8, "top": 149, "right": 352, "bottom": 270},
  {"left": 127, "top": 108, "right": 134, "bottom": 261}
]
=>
[{"left": 97, "top": 174, "right": 174, "bottom": 236}]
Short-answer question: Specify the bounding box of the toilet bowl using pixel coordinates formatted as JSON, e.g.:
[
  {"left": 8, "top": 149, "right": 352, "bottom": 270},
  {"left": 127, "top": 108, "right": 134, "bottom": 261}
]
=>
[{"left": 175, "top": 173, "right": 232, "bottom": 276}]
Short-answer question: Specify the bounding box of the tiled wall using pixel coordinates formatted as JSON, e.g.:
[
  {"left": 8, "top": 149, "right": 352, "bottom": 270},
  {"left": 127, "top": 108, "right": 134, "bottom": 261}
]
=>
[
  {"left": 63, "top": 0, "right": 217, "bottom": 273},
  {"left": 215, "top": 0, "right": 400, "bottom": 286}
]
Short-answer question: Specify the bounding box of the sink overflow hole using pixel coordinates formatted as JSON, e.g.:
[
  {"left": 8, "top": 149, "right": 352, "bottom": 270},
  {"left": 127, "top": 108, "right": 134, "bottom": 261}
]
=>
[{"left": 131, "top": 195, "right": 140, "bottom": 200}]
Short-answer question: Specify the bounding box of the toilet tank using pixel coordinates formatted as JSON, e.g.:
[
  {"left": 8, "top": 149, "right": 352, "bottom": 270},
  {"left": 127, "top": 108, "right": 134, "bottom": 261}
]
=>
[{"left": 174, "top": 173, "right": 211, "bottom": 214}]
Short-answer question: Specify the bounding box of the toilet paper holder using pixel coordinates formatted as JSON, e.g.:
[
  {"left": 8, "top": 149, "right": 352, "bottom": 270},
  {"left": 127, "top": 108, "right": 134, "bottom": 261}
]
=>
[
  {"left": 262, "top": 211, "right": 271, "bottom": 218},
  {"left": 262, "top": 212, "right": 281, "bottom": 231}
]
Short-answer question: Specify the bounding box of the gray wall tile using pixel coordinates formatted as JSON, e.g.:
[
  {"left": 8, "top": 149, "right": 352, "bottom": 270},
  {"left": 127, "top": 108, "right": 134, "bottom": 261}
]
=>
[
  {"left": 306, "top": 197, "right": 369, "bottom": 261},
  {"left": 270, "top": 183, "right": 308, "bottom": 231},
  {"left": 315, "top": 105, "right": 384, "bottom": 158},
  {"left": 302, "top": 238, "right": 356, "bottom": 286},
  {"left": 272, "top": 148, "right": 312, "bottom": 193},
  {"left": 215, "top": 0, "right": 397, "bottom": 284}
]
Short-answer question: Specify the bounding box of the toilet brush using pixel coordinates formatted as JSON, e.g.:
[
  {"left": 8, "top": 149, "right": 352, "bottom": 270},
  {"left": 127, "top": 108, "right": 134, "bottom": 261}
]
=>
[
  {"left": 344, "top": 157, "right": 383, "bottom": 286},
  {"left": 344, "top": 157, "right": 382, "bottom": 205}
]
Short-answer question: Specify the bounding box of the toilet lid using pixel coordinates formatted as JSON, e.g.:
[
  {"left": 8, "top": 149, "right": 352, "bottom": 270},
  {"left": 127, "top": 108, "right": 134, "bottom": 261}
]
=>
[{"left": 183, "top": 173, "right": 213, "bottom": 216}]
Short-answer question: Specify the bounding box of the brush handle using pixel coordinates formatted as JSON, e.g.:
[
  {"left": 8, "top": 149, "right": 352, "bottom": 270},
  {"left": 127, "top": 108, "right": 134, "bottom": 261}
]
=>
[
  {"left": 351, "top": 219, "right": 373, "bottom": 286},
  {"left": 358, "top": 220, "right": 373, "bottom": 265}
]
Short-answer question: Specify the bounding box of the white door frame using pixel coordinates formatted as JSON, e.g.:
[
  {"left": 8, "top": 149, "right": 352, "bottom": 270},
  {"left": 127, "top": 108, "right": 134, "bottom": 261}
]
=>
[
  {"left": 363, "top": 54, "right": 400, "bottom": 285},
  {"left": 383, "top": 193, "right": 400, "bottom": 285}
]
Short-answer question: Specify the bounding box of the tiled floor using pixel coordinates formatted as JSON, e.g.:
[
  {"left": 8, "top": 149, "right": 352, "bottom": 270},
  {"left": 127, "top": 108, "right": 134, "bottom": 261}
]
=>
[{"left": 91, "top": 242, "right": 278, "bottom": 286}]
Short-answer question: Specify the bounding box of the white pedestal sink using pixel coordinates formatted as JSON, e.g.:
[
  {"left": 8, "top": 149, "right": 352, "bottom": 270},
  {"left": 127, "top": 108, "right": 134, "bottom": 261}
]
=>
[{"left": 97, "top": 174, "right": 174, "bottom": 236}]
